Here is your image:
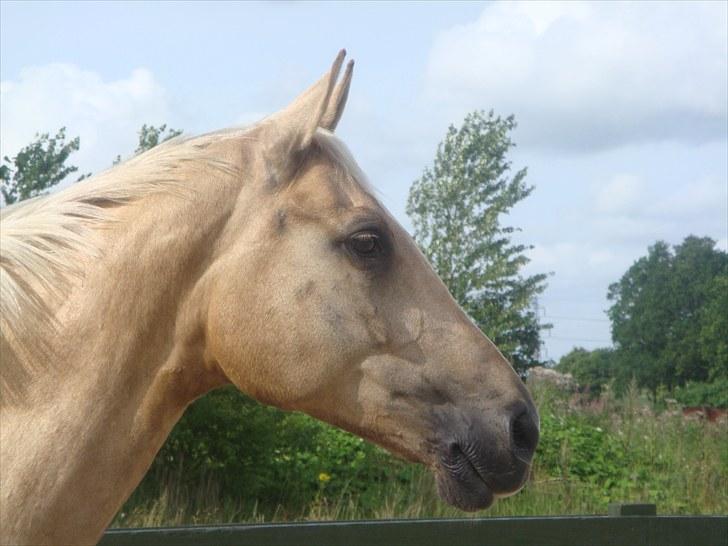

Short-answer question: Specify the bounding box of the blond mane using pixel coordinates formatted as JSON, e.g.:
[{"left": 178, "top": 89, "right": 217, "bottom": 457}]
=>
[{"left": 0, "top": 131, "right": 238, "bottom": 374}]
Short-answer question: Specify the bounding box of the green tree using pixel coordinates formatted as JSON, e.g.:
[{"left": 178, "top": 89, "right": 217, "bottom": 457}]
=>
[
  {"left": 698, "top": 273, "right": 728, "bottom": 381},
  {"left": 608, "top": 241, "right": 674, "bottom": 396},
  {"left": 1, "top": 127, "right": 87, "bottom": 205},
  {"left": 607, "top": 236, "right": 727, "bottom": 395},
  {"left": 406, "top": 110, "right": 549, "bottom": 374},
  {"left": 135, "top": 123, "right": 182, "bottom": 154},
  {"left": 114, "top": 124, "right": 183, "bottom": 165},
  {"left": 667, "top": 237, "right": 727, "bottom": 382},
  {"left": 556, "top": 347, "right": 617, "bottom": 397}
]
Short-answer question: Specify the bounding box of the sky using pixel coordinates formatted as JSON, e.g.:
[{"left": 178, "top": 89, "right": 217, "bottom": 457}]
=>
[{"left": 1, "top": 1, "right": 726, "bottom": 361}]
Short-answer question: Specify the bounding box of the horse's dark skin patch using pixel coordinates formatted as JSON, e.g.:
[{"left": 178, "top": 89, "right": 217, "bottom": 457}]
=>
[
  {"left": 276, "top": 209, "right": 287, "bottom": 233},
  {"left": 295, "top": 280, "right": 316, "bottom": 301}
]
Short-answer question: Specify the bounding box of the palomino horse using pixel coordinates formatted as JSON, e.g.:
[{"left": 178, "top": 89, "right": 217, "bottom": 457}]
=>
[{"left": 0, "top": 51, "right": 539, "bottom": 545}]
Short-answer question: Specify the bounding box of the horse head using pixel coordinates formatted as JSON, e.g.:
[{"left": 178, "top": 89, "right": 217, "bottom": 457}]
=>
[{"left": 202, "top": 51, "right": 539, "bottom": 511}]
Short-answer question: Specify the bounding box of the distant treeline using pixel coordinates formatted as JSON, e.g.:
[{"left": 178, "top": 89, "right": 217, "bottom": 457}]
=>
[{"left": 557, "top": 235, "right": 727, "bottom": 406}]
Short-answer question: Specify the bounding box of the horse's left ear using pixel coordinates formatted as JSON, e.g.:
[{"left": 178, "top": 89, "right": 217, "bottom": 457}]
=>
[{"left": 266, "top": 50, "right": 352, "bottom": 159}]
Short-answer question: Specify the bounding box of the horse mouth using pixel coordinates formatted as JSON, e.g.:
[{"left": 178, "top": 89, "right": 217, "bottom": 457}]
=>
[{"left": 433, "top": 442, "right": 528, "bottom": 511}]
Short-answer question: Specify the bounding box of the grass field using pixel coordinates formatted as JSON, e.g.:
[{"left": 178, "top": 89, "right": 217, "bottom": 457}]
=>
[{"left": 113, "top": 384, "right": 728, "bottom": 528}]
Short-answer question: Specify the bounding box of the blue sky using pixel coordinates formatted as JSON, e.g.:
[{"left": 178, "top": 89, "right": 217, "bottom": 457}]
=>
[{"left": 2, "top": 1, "right": 726, "bottom": 360}]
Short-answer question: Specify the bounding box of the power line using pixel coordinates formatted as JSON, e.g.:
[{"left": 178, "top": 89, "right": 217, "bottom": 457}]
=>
[
  {"left": 547, "top": 336, "right": 612, "bottom": 344},
  {"left": 544, "top": 314, "right": 609, "bottom": 323},
  {"left": 537, "top": 303, "right": 612, "bottom": 344}
]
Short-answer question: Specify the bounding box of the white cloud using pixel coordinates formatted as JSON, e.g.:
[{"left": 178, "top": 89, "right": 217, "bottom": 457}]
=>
[
  {"left": 425, "top": 1, "right": 727, "bottom": 151},
  {"left": 525, "top": 241, "right": 631, "bottom": 281},
  {"left": 521, "top": 165, "right": 725, "bottom": 359},
  {"left": 595, "top": 174, "right": 645, "bottom": 214},
  {"left": 1, "top": 64, "right": 171, "bottom": 185},
  {"left": 591, "top": 173, "right": 727, "bottom": 244},
  {"left": 650, "top": 176, "right": 727, "bottom": 219}
]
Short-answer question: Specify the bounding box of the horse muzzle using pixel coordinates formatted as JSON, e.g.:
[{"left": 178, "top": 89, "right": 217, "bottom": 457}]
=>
[{"left": 432, "top": 401, "right": 539, "bottom": 511}]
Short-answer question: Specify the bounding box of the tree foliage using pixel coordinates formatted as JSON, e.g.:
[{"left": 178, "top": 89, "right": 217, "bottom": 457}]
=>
[
  {"left": 135, "top": 123, "right": 182, "bottom": 154},
  {"left": 556, "top": 347, "right": 616, "bottom": 397},
  {"left": 607, "top": 236, "right": 727, "bottom": 394},
  {"left": 144, "top": 387, "right": 406, "bottom": 509},
  {"left": 113, "top": 124, "right": 183, "bottom": 165},
  {"left": 673, "top": 377, "right": 728, "bottom": 408},
  {"left": 1, "top": 127, "right": 87, "bottom": 205},
  {"left": 406, "top": 110, "right": 549, "bottom": 374},
  {"left": 1, "top": 123, "right": 183, "bottom": 206},
  {"left": 697, "top": 273, "right": 728, "bottom": 380}
]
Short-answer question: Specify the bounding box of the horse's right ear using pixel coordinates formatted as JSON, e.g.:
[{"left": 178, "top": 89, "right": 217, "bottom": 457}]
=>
[
  {"left": 320, "top": 59, "right": 354, "bottom": 132},
  {"left": 261, "top": 50, "right": 352, "bottom": 183}
]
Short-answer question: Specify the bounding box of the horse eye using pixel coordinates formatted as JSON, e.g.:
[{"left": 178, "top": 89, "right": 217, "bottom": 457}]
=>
[{"left": 349, "top": 232, "right": 381, "bottom": 257}]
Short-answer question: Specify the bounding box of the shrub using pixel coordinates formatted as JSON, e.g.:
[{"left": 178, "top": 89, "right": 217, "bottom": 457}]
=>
[
  {"left": 536, "top": 411, "right": 629, "bottom": 491},
  {"left": 144, "top": 387, "right": 408, "bottom": 509},
  {"left": 673, "top": 377, "right": 728, "bottom": 408}
]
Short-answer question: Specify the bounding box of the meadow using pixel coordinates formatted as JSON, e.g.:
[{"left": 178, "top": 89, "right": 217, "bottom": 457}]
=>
[{"left": 113, "top": 382, "right": 728, "bottom": 528}]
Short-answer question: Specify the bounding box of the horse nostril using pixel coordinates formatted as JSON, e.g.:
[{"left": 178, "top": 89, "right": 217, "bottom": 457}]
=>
[
  {"left": 447, "top": 441, "right": 462, "bottom": 458},
  {"left": 511, "top": 408, "right": 539, "bottom": 460}
]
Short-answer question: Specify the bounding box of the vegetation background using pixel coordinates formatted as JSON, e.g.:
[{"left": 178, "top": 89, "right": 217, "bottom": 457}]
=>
[{"left": 111, "top": 379, "right": 727, "bottom": 527}]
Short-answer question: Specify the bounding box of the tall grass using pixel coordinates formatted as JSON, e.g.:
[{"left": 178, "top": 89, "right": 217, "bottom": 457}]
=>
[{"left": 113, "top": 384, "right": 728, "bottom": 528}]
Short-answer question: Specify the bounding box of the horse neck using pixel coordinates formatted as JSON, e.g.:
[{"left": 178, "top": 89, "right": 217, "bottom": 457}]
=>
[{"left": 1, "top": 178, "right": 239, "bottom": 544}]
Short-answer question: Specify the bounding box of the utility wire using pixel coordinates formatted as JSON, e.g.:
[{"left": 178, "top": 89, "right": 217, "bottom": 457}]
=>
[
  {"left": 548, "top": 336, "right": 612, "bottom": 343},
  {"left": 544, "top": 314, "right": 609, "bottom": 323}
]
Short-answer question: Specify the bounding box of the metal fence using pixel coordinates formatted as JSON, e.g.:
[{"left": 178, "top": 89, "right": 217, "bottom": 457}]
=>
[{"left": 100, "top": 505, "right": 727, "bottom": 546}]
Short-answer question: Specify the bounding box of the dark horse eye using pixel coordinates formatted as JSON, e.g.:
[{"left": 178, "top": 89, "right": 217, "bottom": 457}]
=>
[{"left": 349, "top": 231, "right": 381, "bottom": 257}]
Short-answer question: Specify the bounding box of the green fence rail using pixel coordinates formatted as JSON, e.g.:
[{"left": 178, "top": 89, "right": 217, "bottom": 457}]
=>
[{"left": 101, "top": 507, "right": 727, "bottom": 546}]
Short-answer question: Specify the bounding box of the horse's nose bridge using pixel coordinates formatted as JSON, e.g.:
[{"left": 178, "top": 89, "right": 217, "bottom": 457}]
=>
[
  {"left": 408, "top": 281, "right": 533, "bottom": 410},
  {"left": 432, "top": 318, "right": 522, "bottom": 395},
  {"left": 427, "top": 315, "right": 539, "bottom": 435}
]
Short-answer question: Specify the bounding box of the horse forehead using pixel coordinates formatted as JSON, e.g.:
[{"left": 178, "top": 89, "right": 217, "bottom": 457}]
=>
[{"left": 290, "top": 158, "right": 377, "bottom": 211}]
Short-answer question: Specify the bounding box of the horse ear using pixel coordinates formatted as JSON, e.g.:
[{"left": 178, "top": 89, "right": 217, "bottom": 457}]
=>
[
  {"left": 320, "top": 60, "right": 354, "bottom": 132},
  {"left": 266, "top": 50, "right": 347, "bottom": 157}
]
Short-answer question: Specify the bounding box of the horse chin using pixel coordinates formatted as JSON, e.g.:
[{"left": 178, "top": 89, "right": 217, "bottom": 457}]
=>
[{"left": 434, "top": 465, "right": 495, "bottom": 512}]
